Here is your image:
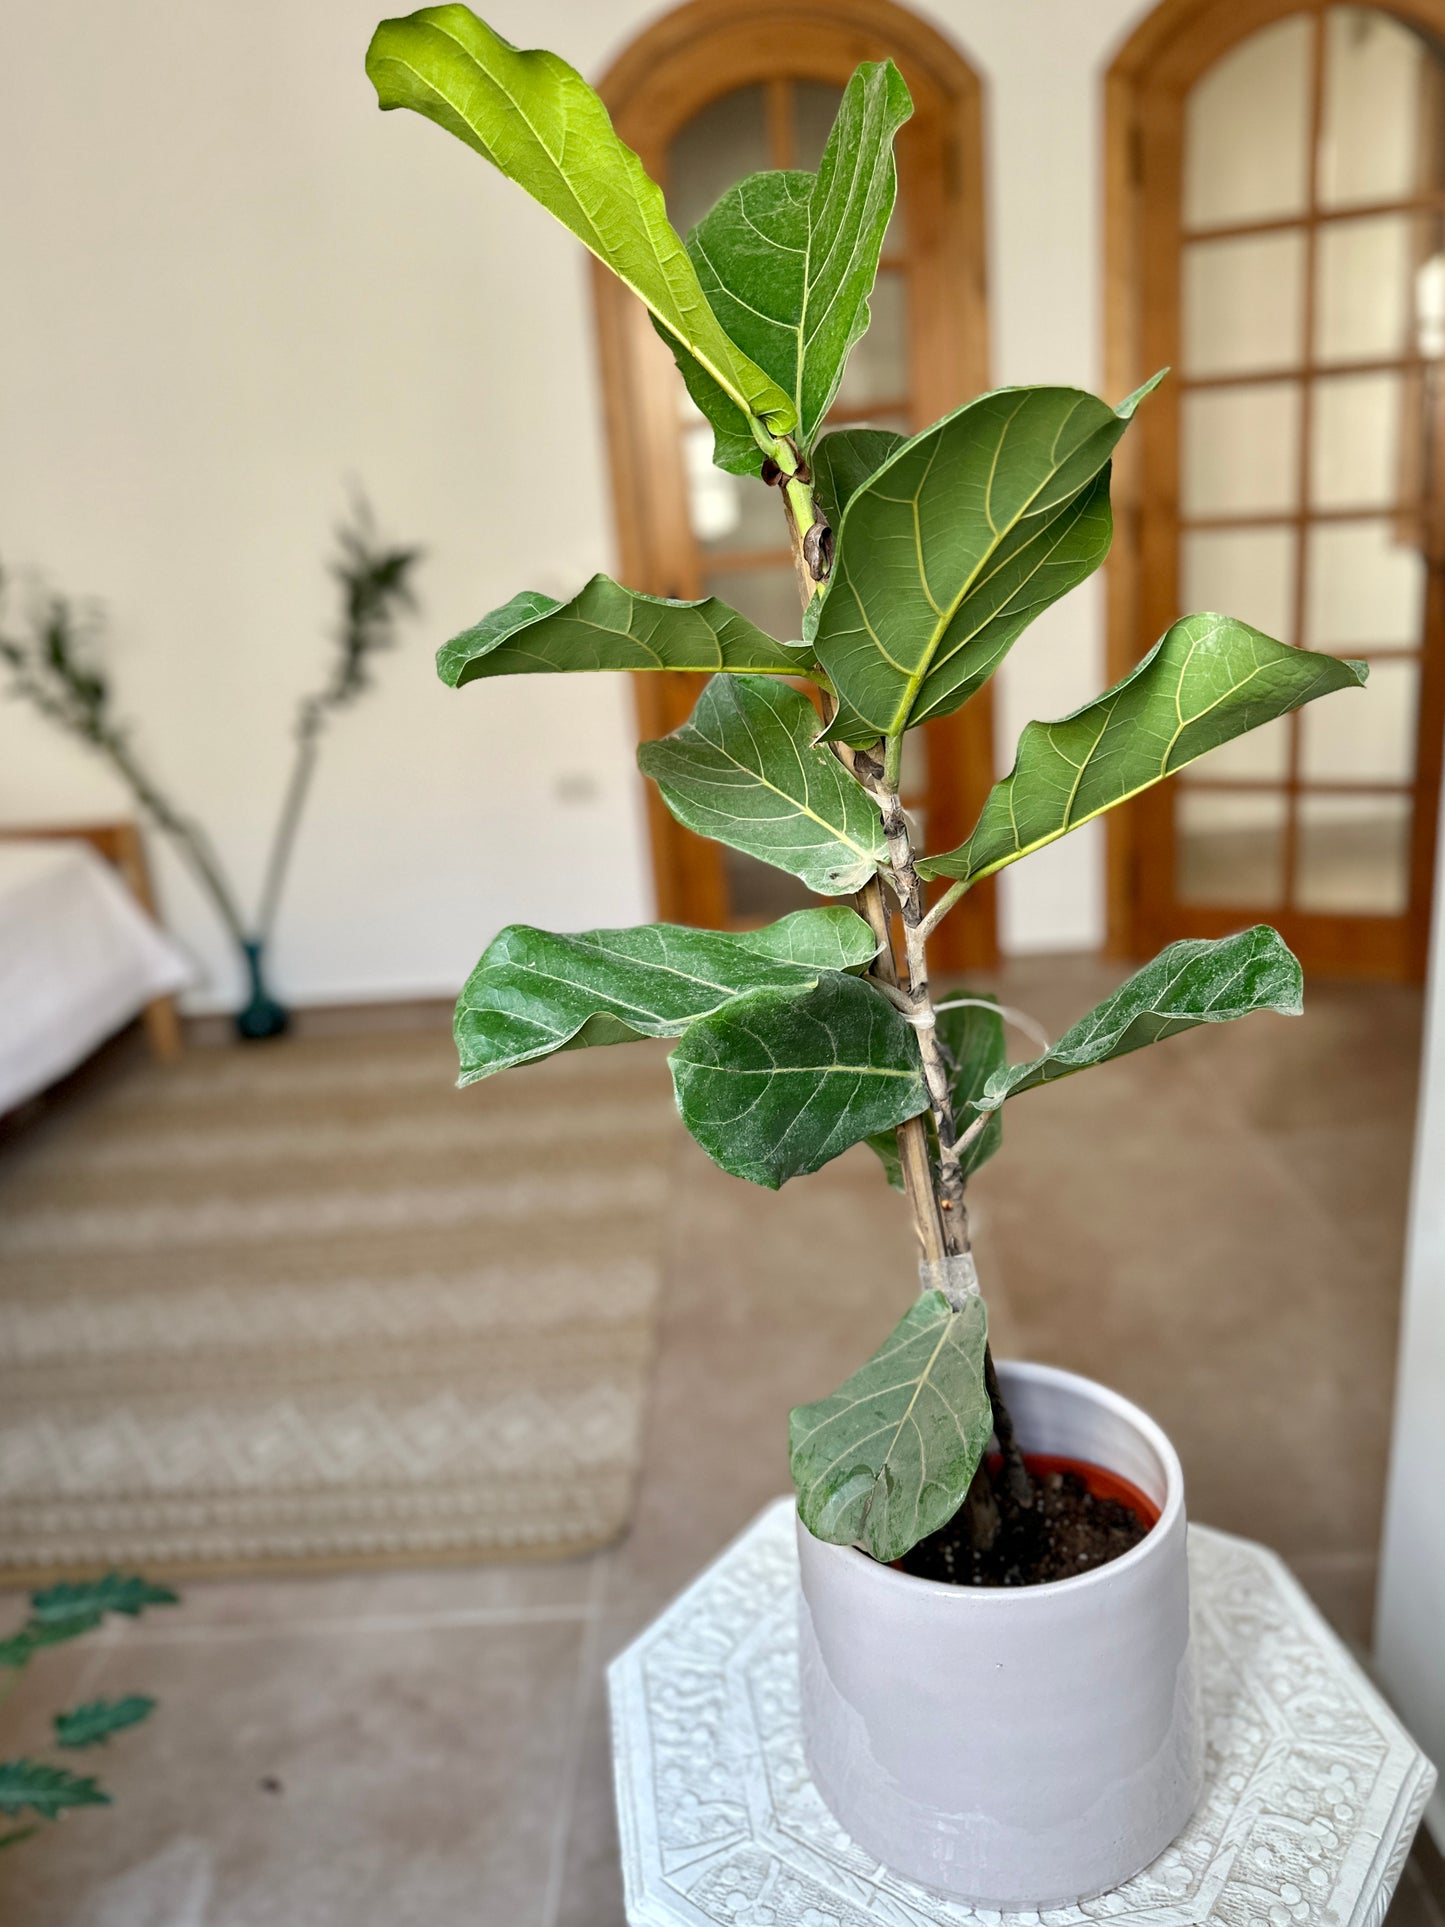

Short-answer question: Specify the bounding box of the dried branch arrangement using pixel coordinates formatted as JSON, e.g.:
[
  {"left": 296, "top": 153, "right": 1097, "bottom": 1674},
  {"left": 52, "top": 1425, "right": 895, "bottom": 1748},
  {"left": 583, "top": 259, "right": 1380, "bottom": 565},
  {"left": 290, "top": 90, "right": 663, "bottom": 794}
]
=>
[{"left": 1, "top": 498, "right": 420, "bottom": 1036}]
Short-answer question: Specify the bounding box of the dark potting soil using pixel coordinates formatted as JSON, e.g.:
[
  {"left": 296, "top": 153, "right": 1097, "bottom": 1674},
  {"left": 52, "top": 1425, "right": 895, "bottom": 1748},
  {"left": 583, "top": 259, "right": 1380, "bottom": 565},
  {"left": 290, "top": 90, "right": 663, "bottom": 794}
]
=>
[{"left": 895, "top": 1453, "right": 1158, "bottom": 1588}]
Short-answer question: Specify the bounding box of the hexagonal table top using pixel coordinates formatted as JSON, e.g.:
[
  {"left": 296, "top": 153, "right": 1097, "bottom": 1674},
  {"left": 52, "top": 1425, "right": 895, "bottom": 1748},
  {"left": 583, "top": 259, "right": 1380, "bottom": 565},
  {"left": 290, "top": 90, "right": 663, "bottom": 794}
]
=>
[{"left": 610, "top": 1498, "right": 1436, "bottom": 1927}]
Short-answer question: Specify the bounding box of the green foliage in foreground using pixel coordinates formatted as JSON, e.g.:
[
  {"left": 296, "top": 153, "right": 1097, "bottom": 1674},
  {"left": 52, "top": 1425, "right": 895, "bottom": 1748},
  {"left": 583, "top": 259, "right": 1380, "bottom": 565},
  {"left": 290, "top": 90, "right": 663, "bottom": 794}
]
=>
[
  {"left": 367, "top": 4, "right": 1371, "bottom": 1562},
  {"left": 0, "top": 1576, "right": 175, "bottom": 1850}
]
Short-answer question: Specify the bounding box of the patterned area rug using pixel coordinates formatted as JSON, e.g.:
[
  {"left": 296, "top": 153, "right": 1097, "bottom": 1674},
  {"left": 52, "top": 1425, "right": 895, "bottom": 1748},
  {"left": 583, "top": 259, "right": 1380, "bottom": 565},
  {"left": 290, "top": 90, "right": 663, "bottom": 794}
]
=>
[{"left": 0, "top": 1031, "right": 676, "bottom": 1582}]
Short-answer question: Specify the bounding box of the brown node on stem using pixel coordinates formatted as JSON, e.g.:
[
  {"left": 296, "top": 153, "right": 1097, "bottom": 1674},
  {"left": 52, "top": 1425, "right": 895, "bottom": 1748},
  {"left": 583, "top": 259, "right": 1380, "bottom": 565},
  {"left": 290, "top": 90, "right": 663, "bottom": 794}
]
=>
[{"left": 803, "top": 521, "right": 835, "bottom": 581}]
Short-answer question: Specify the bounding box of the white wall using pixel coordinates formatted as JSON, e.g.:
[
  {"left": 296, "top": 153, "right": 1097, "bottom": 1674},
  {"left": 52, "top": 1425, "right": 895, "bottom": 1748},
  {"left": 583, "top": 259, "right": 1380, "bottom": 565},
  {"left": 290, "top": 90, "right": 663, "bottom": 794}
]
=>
[
  {"left": 1375, "top": 778, "right": 1445, "bottom": 1848},
  {"left": 0, "top": 0, "right": 1154, "bottom": 1010}
]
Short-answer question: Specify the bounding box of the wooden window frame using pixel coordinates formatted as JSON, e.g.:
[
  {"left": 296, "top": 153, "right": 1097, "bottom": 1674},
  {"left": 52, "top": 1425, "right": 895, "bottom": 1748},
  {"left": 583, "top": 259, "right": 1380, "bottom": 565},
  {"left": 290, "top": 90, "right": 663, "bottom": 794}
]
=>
[
  {"left": 1105, "top": 0, "right": 1445, "bottom": 980},
  {"left": 593, "top": 0, "right": 996, "bottom": 972}
]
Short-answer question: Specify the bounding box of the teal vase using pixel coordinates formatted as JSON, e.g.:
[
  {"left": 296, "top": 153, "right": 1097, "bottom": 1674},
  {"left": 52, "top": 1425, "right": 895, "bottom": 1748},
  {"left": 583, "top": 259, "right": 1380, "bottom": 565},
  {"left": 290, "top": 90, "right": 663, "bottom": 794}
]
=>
[{"left": 235, "top": 940, "right": 289, "bottom": 1041}]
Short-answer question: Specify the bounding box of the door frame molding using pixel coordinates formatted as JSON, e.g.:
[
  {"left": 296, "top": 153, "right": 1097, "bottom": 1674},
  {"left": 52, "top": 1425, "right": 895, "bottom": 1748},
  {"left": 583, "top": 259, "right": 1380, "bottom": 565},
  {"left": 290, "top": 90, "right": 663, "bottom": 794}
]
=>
[
  {"left": 1104, "top": 0, "right": 1445, "bottom": 977},
  {"left": 593, "top": 0, "right": 997, "bottom": 969}
]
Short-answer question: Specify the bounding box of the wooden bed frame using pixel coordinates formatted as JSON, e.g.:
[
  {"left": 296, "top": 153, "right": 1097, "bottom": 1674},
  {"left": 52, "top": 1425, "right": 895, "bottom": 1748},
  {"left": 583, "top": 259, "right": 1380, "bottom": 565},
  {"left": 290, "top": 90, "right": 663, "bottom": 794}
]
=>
[{"left": 0, "top": 821, "right": 182, "bottom": 1061}]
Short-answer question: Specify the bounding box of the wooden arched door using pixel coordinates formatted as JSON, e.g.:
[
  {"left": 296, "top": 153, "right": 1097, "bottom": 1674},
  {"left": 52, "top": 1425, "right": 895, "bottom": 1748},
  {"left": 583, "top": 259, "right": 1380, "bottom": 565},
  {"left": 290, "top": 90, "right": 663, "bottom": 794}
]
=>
[
  {"left": 594, "top": 0, "right": 995, "bottom": 973},
  {"left": 1108, "top": 0, "right": 1445, "bottom": 979}
]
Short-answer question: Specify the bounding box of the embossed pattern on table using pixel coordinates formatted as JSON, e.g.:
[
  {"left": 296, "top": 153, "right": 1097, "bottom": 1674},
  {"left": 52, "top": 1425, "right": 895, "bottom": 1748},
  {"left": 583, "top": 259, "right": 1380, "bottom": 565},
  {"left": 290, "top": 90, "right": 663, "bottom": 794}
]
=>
[{"left": 610, "top": 1498, "right": 1436, "bottom": 1927}]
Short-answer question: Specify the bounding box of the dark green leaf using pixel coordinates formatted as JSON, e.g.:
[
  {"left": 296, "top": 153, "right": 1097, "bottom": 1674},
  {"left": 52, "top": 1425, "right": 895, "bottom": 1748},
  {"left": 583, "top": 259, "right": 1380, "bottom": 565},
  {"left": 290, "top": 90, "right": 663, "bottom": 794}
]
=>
[
  {"left": 437, "top": 575, "right": 812, "bottom": 689},
  {"left": 30, "top": 1575, "right": 177, "bottom": 1625},
  {"left": 665, "top": 62, "right": 912, "bottom": 473},
  {"left": 0, "top": 1761, "right": 109, "bottom": 1820},
  {"left": 811, "top": 426, "right": 906, "bottom": 529},
  {"left": 981, "top": 926, "right": 1303, "bottom": 1107},
  {"left": 790, "top": 1289, "right": 992, "bottom": 1562},
  {"left": 55, "top": 1697, "right": 156, "bottom": 1750},
  {"left": 867, "top": 996, "right": 1005, "bottom": 1189},
  {"left": 814, "top": 378, "right": 1163, "bottom": 744},
  {"left": 919, "top": 615, "right": 1368, "bottom": 885},
  {"left": 638, "top": 676, "right": 885, "bottom": 895},
  {"left": 366, "top": 7, "right": 796, "bottom": 445},
  {"left": 0, "top": 1825, "right": 40, "bottom": 1851},
  {"left": 668, "top": 971, "right": 927, "bottom": 1188},
  {"left": 455, "top": 906, "right": 877, "bottom": 1085}
]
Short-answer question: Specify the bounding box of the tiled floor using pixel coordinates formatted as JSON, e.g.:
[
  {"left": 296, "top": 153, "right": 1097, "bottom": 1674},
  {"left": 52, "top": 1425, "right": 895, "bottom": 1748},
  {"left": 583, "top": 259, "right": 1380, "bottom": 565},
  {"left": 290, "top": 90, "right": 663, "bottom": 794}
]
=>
[{"left": 0, "top": 957, "right": 1436, "bottom": 1925}]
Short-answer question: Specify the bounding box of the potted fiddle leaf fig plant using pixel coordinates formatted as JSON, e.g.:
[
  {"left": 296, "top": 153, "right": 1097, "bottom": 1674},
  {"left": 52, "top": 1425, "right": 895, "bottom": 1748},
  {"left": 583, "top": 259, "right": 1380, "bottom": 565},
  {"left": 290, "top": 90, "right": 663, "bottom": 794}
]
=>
[{"left": 365, "top": 8, "right": 1368, "bottom": 1907}]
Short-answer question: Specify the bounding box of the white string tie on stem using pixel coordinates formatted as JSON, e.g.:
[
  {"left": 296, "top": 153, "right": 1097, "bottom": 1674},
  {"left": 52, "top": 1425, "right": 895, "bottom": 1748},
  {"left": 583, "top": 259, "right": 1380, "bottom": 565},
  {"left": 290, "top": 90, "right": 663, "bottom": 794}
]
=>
[
  {"left": 920, "top": 1251, "right": 980, "bottom": 1308},
  {"left": 900, "top": 997, "right": 1051, "bottom": 1055}
]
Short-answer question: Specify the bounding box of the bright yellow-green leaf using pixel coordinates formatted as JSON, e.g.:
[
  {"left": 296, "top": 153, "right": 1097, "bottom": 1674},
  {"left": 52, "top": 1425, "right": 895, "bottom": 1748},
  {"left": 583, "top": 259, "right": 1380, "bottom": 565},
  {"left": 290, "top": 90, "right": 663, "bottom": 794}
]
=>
[{"left": 366, "top": 6, "right": 796, "bottom": 444}]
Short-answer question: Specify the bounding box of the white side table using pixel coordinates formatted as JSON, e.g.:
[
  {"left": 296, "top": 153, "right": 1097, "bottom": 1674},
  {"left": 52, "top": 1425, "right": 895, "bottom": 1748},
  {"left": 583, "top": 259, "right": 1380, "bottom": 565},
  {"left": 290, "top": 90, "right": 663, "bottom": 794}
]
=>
[{"left": 610, "top": 1497, "right": 1436, "bottom": 1927}]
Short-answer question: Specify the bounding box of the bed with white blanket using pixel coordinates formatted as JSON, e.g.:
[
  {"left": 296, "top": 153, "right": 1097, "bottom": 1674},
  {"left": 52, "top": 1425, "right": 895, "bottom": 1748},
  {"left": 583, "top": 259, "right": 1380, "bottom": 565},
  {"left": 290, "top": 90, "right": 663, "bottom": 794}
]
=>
[{"left": 0, "top": 829, "right": 190, "bottom": 1112}]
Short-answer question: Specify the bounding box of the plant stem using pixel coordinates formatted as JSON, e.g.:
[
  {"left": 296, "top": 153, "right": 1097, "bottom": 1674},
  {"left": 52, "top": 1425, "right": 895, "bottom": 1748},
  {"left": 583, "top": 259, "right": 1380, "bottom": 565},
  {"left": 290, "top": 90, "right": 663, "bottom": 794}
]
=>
[
  {"left": 779, "top": 482, "right": 947, "bottom": 1269},
  {"left": 863, "top": 749, "right": 1033, "bottom": 1511},
  {"left": 779, "top": 470, "right": 823, "bottom": 609},
  {"left": 915, "top": 875, "right": 968, "bottom": 946},
  {"left": 255, "top": 702, "right": 324, "bottom": 945},
  {"left": 777, "top": 481, "right": 1031, "bottom": 1516},
  {"left": 96, "top": 725, "right": 250, "bottom": 948}
]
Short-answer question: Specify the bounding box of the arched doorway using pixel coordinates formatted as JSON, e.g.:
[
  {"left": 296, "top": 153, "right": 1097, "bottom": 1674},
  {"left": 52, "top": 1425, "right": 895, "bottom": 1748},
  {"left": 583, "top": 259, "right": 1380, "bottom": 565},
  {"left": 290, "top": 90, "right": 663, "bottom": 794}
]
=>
[
  {"left": 594, "top": 0, "right": 995, "bottom": 972},
  {"left": 1107, "top": 0, "right": 1445, "bottom": 979}
]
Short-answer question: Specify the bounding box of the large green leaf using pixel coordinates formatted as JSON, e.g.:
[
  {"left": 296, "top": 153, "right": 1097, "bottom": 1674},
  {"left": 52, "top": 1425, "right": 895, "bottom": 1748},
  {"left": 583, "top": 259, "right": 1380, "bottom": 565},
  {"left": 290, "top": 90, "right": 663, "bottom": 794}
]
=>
[
  {"left": 811, "top": 426, "right": 906, "bottom": 529},
  {"left": 665, "top": 62, "right": 912, "bottom": 475},
  {"left": 920, "top": 616, "right": 1369, "bottom": 886},
  {"left": 637, "top": 676, "right": 885, "bottom": 895},
  {"left": 980, "top": 926, "right": 1303, "bottom": 1108},
  {"left": 55, "top": 1697, "right": 156, "bottom": 1750},
  {"left": 790, "top": 1288, "right": 992, "bottom": 1562},
  {"left": 454, "top": 906, "right": 877, "bottom": 1085},
  {"left": 366, "top": 6, "right": 795, "bottom": 447},
  {"left": 669, "top": 972, "right": 927, "bottom": 1187},
  {"left": 437, "top": 575, "right": 813, "bottom": 689},
  {"left": 0, "top": 1761, "right": 109, "bottom": 1820},
  {"left": 814, "top": 380, "right": 1162, "bottom": 744},
  {"left": 868, "top": 996, "right": 1005, "bottom": 1190}
]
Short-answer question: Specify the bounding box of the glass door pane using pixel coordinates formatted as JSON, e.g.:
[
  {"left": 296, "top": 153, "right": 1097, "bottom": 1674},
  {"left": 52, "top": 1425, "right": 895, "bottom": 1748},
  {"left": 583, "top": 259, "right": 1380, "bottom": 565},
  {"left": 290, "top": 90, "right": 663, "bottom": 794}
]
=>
[
  {"left": 1295, "top": 794, "right": 1412, "bottom": 912},
  {"left": 667, "top": 87, "right": 770, "bottom": 233},
  {"left": 1319, "top": 8, "right": 1429, "bottom": 209},
  {"left": 1166, "top": 4, "right": 1443, "bottom": 958},
  {"left": 1176, "top": 789, "right": 1289, "bottom": 906},
  {"left": 1182, "top": 233, "right": 1306, "bottom": 376},
  {"left": 1183, "top": 16, "right": 1313, "bottom": 227}
]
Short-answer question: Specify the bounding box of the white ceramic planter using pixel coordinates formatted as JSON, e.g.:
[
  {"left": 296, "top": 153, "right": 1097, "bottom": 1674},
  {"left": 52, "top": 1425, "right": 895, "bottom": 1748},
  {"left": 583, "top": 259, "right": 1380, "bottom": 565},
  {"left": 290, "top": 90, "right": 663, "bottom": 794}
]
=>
[{"left": 796, "top": 1360, "right": 1202, "bottom": 1909}]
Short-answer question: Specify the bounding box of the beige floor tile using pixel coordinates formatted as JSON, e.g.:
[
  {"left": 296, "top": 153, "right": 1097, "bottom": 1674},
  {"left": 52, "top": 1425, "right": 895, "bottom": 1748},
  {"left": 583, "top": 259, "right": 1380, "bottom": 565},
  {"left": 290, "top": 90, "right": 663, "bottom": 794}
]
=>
[
  {"left": 118, "top": 1553, "right": 598, "bottom": 1635},
  {"left": 548, "top": 1604, "right": 645, "bottom": 1927},
  {"left": 0, "top": 1611, "right": 588, "bottom": 1926}
]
